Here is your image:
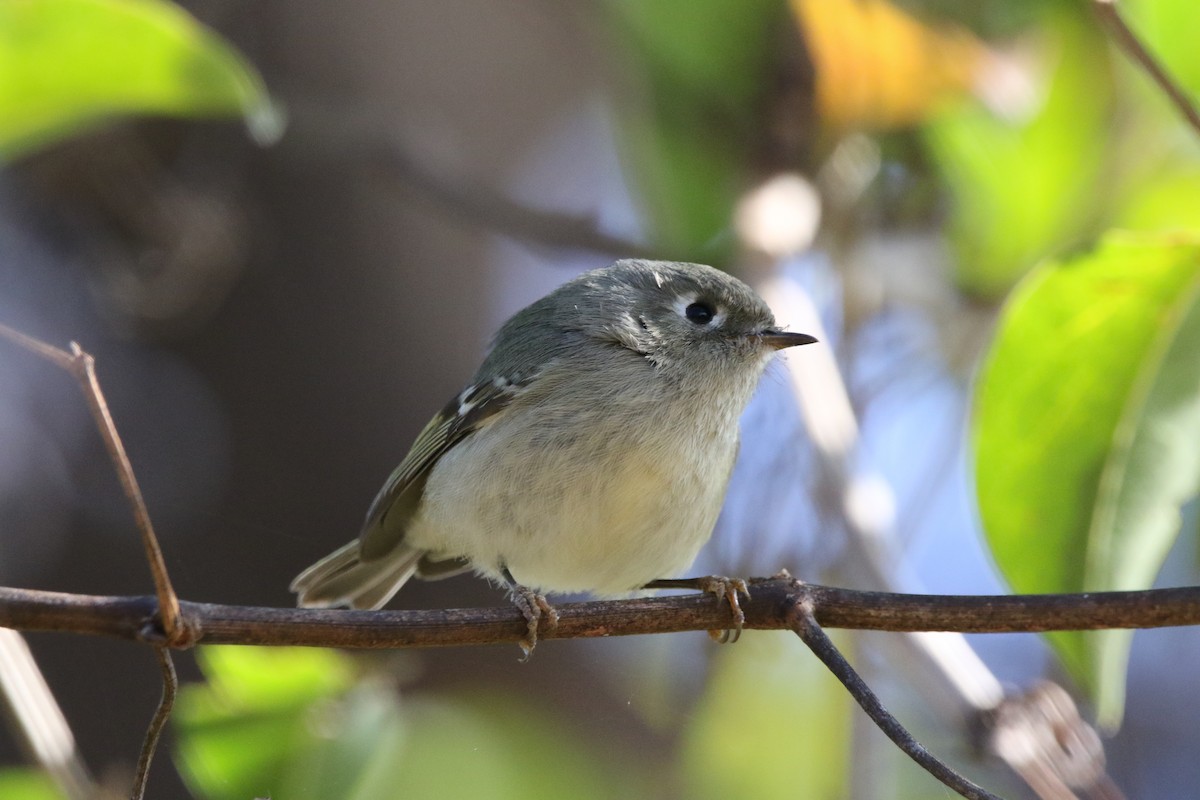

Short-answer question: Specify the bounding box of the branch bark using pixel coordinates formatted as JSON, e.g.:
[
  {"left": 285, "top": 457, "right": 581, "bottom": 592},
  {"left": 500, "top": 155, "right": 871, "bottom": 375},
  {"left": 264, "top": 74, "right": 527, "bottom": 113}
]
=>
[{"left": 3, "top": 578, "right": 1199, "bottom": 650}]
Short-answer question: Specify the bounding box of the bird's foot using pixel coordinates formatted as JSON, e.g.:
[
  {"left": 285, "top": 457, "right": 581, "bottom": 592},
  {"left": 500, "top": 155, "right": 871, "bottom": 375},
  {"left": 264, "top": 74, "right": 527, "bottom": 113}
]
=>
[
  {"left": 510, "top": 586, "right": 558, "bottom": 661},
  {"left": 696, "top": 576, "right": 750, "bottom": 643},
  {"left": 501, "top": 566, "right": 558, "bottom": 661},
  {"left": 644, "top": 575, "right": 750, "bottom": 643}
]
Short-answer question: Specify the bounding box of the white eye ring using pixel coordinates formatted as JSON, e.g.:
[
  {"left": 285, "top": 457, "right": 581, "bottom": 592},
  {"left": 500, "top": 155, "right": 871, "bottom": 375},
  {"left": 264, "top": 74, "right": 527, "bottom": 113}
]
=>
[{"left": 674, "top": 295, "right": 724, "bottom": 327}]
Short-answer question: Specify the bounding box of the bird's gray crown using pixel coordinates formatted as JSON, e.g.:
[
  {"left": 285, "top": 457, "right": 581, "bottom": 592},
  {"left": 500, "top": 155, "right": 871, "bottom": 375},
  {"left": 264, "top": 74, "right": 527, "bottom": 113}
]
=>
[{"left": 478, "top": 259, "right": 782, "bottom": 381}]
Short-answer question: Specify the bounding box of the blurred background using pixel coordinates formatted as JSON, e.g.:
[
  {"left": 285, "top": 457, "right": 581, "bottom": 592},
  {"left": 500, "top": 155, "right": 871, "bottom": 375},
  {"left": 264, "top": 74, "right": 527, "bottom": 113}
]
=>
[{"left": 2, "top": 0, "right": 1200, "bottom": 798}]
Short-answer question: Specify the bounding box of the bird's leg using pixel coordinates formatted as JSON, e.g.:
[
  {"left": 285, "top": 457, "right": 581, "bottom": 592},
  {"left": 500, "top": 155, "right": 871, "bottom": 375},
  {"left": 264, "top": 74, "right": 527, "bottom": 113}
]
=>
[
  {"left": 501, "top": 565, "right": 559, "bottom": 661},
  {"left": 644, "top": 576, "right": 750, "bottom": 643}
]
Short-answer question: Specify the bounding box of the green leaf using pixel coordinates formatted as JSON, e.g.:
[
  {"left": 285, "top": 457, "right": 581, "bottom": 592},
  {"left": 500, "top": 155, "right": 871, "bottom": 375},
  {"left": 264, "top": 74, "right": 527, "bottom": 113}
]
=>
[
  {"left": 174, "top": 646, "right": 362, "bottom": 800},
  {"left": 0, "top": 0, "right": 281, "bottom": 159},
  {"left": 680, "top": 632, "right": 851, "bottom": 798},
  {"left": 923, "top": 8, "right": 1112, "bottom": 298},
  {"left": 974, "top": 232, "right": 1200, "bottom": 727},
  {"left": 184, "top": 645, "right": 356, "bottom": 714}
]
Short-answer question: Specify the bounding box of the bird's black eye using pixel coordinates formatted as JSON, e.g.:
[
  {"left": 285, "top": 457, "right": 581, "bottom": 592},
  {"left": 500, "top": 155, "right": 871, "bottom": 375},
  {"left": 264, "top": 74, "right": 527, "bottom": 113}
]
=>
[{"left": 684, "top": 301, "right": 715, "bottom": 325}]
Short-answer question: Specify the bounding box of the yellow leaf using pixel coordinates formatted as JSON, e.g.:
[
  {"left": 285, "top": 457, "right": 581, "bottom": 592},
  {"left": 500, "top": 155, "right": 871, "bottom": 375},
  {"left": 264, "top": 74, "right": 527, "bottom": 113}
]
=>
[{"left": 792, "top": 0, "right": 985, "bottom": 130}]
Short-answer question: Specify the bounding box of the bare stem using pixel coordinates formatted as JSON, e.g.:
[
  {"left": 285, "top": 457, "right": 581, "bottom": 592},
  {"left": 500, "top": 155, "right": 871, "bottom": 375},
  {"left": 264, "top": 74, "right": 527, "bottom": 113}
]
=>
[
  {"left": 0, "top": 321, "right": 76, "bottom": 370},
  {"left": 0, "top": 324, "right": 185, "bottom": 646},
  {"left": 791, "top": 604, "right": 1001, "bottom": 800},
  {"left": 130, "top": 647, "right": 177, "bottom": 800},
  {"left": 1093, "top": 0, "right": 1200, "bottom": 138}
]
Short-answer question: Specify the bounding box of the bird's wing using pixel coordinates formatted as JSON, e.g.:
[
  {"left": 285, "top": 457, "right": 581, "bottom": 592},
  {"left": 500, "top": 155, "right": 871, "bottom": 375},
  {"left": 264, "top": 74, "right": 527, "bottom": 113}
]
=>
[{"left": 358, "top": 376, "right": 526, "bottom": 561}]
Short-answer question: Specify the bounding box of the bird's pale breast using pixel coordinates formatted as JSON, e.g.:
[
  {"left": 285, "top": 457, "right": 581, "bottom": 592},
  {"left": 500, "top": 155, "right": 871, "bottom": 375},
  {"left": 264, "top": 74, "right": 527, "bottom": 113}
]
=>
[{"left": 406, "top": 364, "right": 748, "bottom": 595}]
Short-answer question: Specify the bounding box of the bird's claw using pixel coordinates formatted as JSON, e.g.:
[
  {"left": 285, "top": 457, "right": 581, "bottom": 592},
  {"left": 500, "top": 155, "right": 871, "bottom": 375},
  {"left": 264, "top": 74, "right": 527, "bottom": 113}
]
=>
[
  {"left": 510, "top": 586, "right": 559, "bottom": 661},
  {"left": 695, "top": 576, "right": 750, "bottom": 644}
]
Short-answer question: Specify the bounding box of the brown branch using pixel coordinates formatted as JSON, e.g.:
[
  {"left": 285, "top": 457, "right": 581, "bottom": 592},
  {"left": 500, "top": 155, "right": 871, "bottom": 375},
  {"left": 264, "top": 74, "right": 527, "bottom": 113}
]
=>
[
  {"left": 1093, "top": 0, "right": 1200, "bottom": 138},
  {"left": 2, "top": 579, "right": 1199, "bottom": 650},
  {"left": 130, "top": 648, "right": 176, "bottom": 800},
  {"left": 0, "top": 323, "right": 185, "bottom": 646},
  {"left": 791, "top": 604, "right": 1001, "bottom": 800}
]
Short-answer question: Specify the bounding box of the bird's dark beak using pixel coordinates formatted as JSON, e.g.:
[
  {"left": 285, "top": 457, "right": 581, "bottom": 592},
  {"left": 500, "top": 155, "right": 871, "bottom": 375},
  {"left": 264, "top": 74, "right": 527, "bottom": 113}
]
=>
[{"left": 760, "top": 330, "right": 818, "bottom": 350}]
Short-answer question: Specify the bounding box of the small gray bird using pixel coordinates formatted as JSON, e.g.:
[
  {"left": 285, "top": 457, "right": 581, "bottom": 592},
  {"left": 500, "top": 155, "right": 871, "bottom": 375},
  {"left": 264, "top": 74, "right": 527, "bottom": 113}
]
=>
[{"left": 291, "top": 259, "right": 816, "bottom": 655}]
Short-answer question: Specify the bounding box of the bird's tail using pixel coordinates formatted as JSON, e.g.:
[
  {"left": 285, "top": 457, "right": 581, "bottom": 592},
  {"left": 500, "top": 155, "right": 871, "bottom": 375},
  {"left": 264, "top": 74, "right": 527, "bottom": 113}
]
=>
[{"left": 290, "top": 541, "right": 421, "bottom": 610}]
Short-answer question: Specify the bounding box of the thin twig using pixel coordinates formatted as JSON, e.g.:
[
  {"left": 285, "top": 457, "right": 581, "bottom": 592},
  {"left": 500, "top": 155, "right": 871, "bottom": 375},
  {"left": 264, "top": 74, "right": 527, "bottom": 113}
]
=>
[
  {"left": 0, "top": 321, "right": 76, "bottom": 370},
  {"left": 67, "top": 344, "right": 184, "bottom": 644},
  {"left": 130, "top": 647, "right": 176, "bottom": 800},
  {"left": 0, "top": 323, "right": 185, "bottom": 646},
  {"left": 1093, "top": 0, "right": 1200, "bottom": 138},
  {"left": 2, "top": 579, "right": 1200, "bottom": 650},
  {"left": 790, "top": 603, "right": 1002, "bottom": 800}
]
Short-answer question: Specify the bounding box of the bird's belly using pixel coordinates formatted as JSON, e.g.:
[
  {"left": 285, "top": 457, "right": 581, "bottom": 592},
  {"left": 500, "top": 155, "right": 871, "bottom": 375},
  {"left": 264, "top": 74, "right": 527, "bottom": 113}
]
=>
[{"left": 408, "top": 419, "right": 736, "bottom": 595}]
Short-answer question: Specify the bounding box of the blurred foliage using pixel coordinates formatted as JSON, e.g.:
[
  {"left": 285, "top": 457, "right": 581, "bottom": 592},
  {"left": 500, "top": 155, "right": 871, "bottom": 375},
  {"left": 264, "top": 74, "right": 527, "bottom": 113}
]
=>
[
  {"left": 604, "top": 0, "right": 993, "bottom": 265},
  {"left": 923, "top": 8, "right": 1113, "bottom": 297},
  {"left": 792, "top": 0, "right": 985, "bottom": 131},
  {"left": 1116, "top": 166, "right": 1200, "bottom": 232},
  {"left": 174, "top": 646, "right": 361, "bottom": 799},
  {"left": 174, "top": 639, "right": 859, "bottom": 800},
  {"left": 974, "top": 233, "right": 1200, "bottom": 728},
  {"left": 0, "top": 769, "right": 60, "bottom": 800},
  {"left": 604, "top": 0, "right": 789, "bottom": 265},
  {"left": 176, "top": 646, "right": 648, "bottom": 799},
  {"left": 358, "top": 693, "right": 643, "bottom": 800},
  {"left": 681, "top": 632, "right": 851, "bottom": 798},
  {"left": 0, "top": 0, "right": 279, "bottom": 160}
]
